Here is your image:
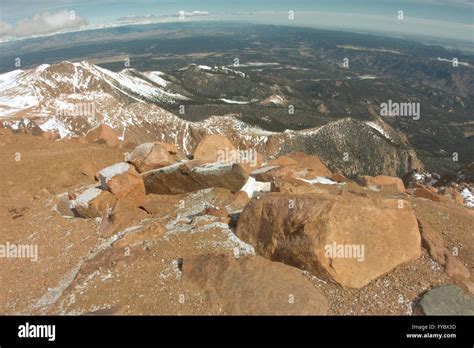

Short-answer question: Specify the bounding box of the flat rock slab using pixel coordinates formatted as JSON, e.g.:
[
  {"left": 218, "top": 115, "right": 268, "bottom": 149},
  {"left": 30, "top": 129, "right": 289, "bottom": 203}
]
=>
[
  {"left": 182, "top": 254, "right": 328, "bottom": 315},
  {"left": 416, "top": 284, "right": 474, "bottom": 315},
  {"left": 142, "top": 160, "right": 248, "bottom": 195}
]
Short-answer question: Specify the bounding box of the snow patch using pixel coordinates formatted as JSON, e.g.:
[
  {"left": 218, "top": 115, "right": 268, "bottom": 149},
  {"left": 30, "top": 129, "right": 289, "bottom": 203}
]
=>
[
  {"left": 220, "top": 98, "right": 250, "bottom": 105},
  {"left": 366, "top": 121, "right": 392, "bottom": 141},
  {"left": 301, "top": 177, "right": 338, "bottom": 185},
  {"left": 99, "top": 162, "right": 131, "bottom": 187},
  {"left": 39, "top": 118, "right": 73, "bottom": 138},
  {"left": 460, "top": 188, "right": 474, "bottom": 208},
  {"left": 73, "top": 188, "right": 102, "bottom": 209}
]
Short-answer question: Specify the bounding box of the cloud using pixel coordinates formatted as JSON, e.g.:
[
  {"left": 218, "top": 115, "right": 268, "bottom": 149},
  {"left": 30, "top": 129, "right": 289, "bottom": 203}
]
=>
[
  {"left": 0, "top": 10, "right": 87, "bottom": 39},
  {"left": 384, "top": 0, "right": 473, "bottom": 7}
]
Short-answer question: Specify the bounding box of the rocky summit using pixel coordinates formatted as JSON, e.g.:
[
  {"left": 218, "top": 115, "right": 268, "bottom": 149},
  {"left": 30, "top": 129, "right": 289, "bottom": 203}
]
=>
[{"left": 1, "top": 127, "right": 472, "bottom": 315}]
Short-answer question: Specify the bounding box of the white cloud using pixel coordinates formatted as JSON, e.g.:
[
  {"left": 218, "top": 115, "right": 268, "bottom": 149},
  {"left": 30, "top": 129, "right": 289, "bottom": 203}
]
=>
[{"left": 0, "top": 10, "right": 87, "bottom": 39}]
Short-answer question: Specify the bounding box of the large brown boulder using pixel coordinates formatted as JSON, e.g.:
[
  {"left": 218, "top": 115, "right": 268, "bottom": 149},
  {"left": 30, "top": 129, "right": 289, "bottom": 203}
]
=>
[
  {"left": 251, "top": 165, "right": 295, "bottom": 182},
  {"left": 414, "top": 186, "right": 442, "bottom": 202},
  {"left": 142, "top": 160, "right": 249, "bottom": 195},
  {"left": 267, "top": 156, "right": 299, "bottom": 167},
  {"left": 361, "top": 175, "right": 405, "bottom": 194},
  {"left": 288, "top": 152, "right": 332, "bottom": 177},
  {"left": 99, "top": 162, "right": 145, "bottom": 207},
  {"left": 193, "top": 134, "right": 236, "bottom": 163},
  {"left": 127, "top": 142, "right": 186, "bottom": 173},
  {"left": 418, "top": 219, "right": 471, "bottom": 281},
  {"left": 84, "top": 123, "right": 119, "bottom": 146},
  {"left": 182, "top": 254, "right": 328, "bottom": 315},
  {"left": 73, "top": 187, "right": 117, "bottom": 219},
  {"left": 236, "top": 193, "right": 421, "bottom": 288}
]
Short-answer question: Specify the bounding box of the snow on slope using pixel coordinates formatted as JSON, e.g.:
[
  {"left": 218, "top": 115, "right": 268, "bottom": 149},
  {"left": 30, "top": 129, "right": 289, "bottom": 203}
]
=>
[
  {"left": 366, "top": 121, "right": 392, "bottom": 141},
  {"left": 0, "top": 61, "right": 189, "bottom": 118}
]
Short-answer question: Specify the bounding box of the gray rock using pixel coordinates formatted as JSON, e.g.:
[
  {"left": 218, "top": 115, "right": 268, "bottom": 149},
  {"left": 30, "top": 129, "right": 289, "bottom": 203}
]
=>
[{"left": 417, "top": 284, "right": 474, "bottom": 315}]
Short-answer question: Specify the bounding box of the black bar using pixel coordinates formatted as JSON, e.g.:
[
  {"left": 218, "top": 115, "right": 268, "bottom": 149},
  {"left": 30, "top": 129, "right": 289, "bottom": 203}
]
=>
[{"left": 0, "top": 316, "right": 472, "bottom": 346}]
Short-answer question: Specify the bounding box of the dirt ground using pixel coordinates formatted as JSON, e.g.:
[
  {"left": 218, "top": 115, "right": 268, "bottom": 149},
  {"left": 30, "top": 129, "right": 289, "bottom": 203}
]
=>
[{"left": 0, "top": 130, "right": 472, "bottom": 315}]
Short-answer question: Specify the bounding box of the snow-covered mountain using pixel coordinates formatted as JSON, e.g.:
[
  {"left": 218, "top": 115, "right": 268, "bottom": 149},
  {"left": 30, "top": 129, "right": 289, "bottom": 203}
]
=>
[
  {"left": 0, "top": 61, "right": 423, "bottom": 176},
  {"left": 0, "top": 61, "right": 191, "bottom": 117}
]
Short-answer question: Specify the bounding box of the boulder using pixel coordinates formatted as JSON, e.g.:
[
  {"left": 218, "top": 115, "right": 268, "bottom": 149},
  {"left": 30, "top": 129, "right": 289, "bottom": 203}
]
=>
[
  {"left": 72, "top": 187, "right": 117, "bottom": 219},
  {"left": 42, "top": 131, "right": 60, "bottom": 141},
  {"left": 331, "top": 173, "right": 348, "bottom": 183},
  {"left": 142, "top": 160, "right": 249, "bottom": 195},
  {"left": 84, "top": 123, "right": 119, "bottom": 146},
  {"left": 236, "top": 193, "right": 421, "bottom": 288},
  {"left": 267, "top": 156, "right": 299, "bottom": 167},
  {"left": 442, "top": 187, "right": 465, "bottom": 205},
  {"left": 288, "top": 152, "right": 332, "bottom": 177},
  {"left": 99, "top": 162, "right": 145, "bottom": 207},
  {"left": 251, "top": 165, "right": 295, "bottom": 182},
  {"left": 113, "top": 221, "right": 166, "bottom": 249},
  {"left": 98, "top": 203, "right": 148, "bottom": 238},
  {"left": 272, "top": 175, "right": 317, "bottom": 193},
  {"left": 230, "top": 191, "right": 251, "bottom": 209},
  {"left": 418, "top": 219, "right": 471, "bottom": 281},
  {"left": 193, "top": 134, "right": 236, "bottom": 163},
  {"left": 361, "top": 175, "right": 405, "bottom": 194},
  {"left": 127, "top": 142, "right": 186, "bottom": 173},
  {"left": 55, "top": 193, "right": 76, "bottom": 218},
  {"left": 415, "top": 285, "right": 474, "bottom": 315},
  {"left": 414, "top": 187, "right": 442, "bottom": 202},
  {"left": 181, "top": 254, "right": 328, "bottom": 315},
  {"left": 141, "top": 194, "right": 185, "bottom": 217},
  {"left": 200, "top": 205, "right": 228, "bottom": 218}
]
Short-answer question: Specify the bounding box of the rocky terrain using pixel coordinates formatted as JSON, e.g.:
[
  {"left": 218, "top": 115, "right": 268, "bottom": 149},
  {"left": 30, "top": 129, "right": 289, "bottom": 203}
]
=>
[
  {"left": 0, "top": 125, "right": 472, "bottom": 315},
  {"left": 0, "top": 23, "right": 473, "bottom": 316}
]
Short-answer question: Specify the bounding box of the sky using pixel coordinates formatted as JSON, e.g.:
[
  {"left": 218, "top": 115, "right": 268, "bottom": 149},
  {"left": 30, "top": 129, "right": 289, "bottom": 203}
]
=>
[{"left": 0, "top": 0, "right": 472, "bottom": 43}]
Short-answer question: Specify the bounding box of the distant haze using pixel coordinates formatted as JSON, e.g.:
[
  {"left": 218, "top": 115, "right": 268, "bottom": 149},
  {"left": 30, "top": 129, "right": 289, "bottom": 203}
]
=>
[{"left": 0, "top": 0, "right": 472, "bottom": 43}]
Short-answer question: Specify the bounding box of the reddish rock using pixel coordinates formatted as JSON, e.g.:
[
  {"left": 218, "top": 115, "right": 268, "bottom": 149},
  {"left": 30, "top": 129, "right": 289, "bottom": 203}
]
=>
[
  {"left": 42, "top": 131, "right": 60, "bottom": 141},
  {"left": 142, "top": 160, "right": 249, "bottom": 195},
  {"left": 443, "top": 187, "right": 465, "bottom": 205},
  {"left": 99, "top": 162, "right": 145, "bottom": 207},
  {"left": 55, "top": 193, "right": 76, "bottom": 218},
  {"left": 193, "top": 134, "right": 236, "bottom": 163},
  {"left": 418, "top": 219, "right": 471, "bottom": 281},
  {"left": 200, "top": 205, "right": 228, "bottom": 218},
  {"left": 233, "top": 190, "right": 251, "bottom": 203},
  {"left": 251, "top": 165, "right": 295, "bottom": 182},
  {"left": 361, "top": 175, "right": 405, "bottom": 194},
  {"left": 236, "top": 193, "right": 421, "bottom": 288},
  {"left": 113, "top": 221, "right": 166, "bottom": 249},
  {"left": 331, "top": 173, "right": 348, "bottom": 183},
  {"left": 73, "top": 187, "right": 117, "bottom": 219},
  {"left": 267, "top": 156, "right": 299, "bottom": 167},
  {"left": 272, "top": 175, "right": 316, "bottom": 193},
  {"left": 127, "top": 142, "right": 186, "bottom": 173},
  {"left": 288, "top": 152, "right": 332, "bottom": 177},
  {"left": 445, "top": 254, "right": 471, "bottom": 280},
  {"left": 84, "top": 123, "right": 119, "bottom": 146},
  {"left": 414, "top": 187, "right": 442, "bottom": 202},
  {"left": 99, "top": 203, "right": 148, "bottom": 238},
  {"left": 141, "top": 194, "right": 184, "bottom": 217},
  {"left": 182, "top": 254, "right": 328, "bottom": 315}
]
